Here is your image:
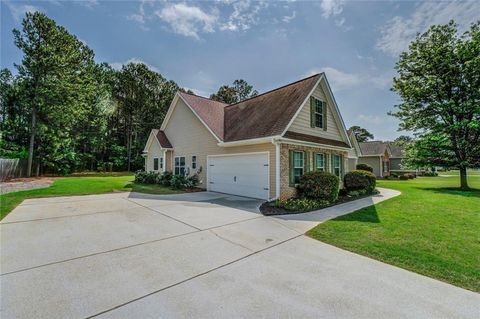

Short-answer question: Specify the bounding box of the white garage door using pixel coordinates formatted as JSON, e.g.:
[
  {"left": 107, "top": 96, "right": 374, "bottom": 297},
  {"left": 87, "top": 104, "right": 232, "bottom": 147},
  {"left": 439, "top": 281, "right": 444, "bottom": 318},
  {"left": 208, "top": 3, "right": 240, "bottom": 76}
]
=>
[{"left": 208, "top": 153, "right": 269, "bottom": 200}]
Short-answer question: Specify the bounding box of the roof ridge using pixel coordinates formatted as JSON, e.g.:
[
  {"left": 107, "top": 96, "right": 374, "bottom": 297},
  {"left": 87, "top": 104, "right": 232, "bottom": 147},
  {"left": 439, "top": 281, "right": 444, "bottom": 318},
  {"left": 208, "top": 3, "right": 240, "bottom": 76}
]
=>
[
  {"left": 179, "top": 91, "right": 228, "bottom": 106},
  {"left": 225, "top": 73, "right": 323, "bottom": 108}
]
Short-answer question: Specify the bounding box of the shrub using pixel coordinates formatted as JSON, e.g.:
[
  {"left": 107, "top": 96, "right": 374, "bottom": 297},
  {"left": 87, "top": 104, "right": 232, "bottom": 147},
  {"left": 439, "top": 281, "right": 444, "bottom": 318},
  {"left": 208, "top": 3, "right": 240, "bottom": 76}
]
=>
[
  {"left": 399, "top": 174, "right": 409, "bottom": 180},
  {"left": 344, "top": 170, "right": 376, "bottom": 193},
  {"left": 170, "top": 174, "right": 187, "bottom": 189},
  {"left": 424, "top": 171, "right": 438, "bottom": 177},
  {"left": 406, "top": 173, "right": 416, "bottom": 179},
  {"left": 297, "top": 171, "right": 339, "bottom": 202},
  {"left": 272, "top": 198, "right": 330, "bottom": 212},
  {"left": 356, "top": 163, "right": 373, "bottom": 173},
  {"left": 185, "top": 174, "right": 200, "bottom": 188},
  {"left": 135, "top": 170, "right": 160, "bottom": 184},
  {"left": 158, "top": 171, "right": 173, "bottom": 186}
]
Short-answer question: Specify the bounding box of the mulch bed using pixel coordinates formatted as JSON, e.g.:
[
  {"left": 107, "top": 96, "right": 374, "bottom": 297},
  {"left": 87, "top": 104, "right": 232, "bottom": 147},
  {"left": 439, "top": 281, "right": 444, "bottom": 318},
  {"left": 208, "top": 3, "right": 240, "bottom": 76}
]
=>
[{"left": 260, "top": 190, "right": 380, "bottom": 216}]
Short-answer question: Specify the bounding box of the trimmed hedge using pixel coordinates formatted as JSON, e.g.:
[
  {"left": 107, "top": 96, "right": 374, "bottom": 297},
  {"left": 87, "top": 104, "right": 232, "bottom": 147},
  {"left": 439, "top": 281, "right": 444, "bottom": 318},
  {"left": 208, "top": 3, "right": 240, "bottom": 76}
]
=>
[
  {"left": 344, "top": 170, "right": 376, "bottom": 193},
  {"left": 356, "top": 163, "right": 373, "bottom": 173},
  {"left": 297, "top": 171, "right": 339, "bottom": 202},
  {"left": 134, "top": 170, "right": 199, "bottom": 189}
]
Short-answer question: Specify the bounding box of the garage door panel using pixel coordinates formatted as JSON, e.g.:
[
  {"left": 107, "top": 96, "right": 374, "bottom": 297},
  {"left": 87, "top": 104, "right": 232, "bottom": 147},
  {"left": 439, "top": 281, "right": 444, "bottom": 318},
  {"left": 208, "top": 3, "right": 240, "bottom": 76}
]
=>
[{"left": 208, "top": 153, "right": 269, "bottom": 200}]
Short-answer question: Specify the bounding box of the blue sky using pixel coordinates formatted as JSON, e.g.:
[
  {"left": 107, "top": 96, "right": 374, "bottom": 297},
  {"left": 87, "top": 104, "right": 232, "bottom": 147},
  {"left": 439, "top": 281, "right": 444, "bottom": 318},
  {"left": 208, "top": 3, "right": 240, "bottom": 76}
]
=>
[{"left": 1, "top": 0, "right": 479, "bottom": 140}]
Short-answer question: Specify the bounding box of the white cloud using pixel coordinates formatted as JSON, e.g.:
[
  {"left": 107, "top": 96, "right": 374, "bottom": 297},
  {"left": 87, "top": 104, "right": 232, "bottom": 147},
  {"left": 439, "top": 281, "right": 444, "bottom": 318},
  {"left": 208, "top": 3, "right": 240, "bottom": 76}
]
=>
[
  {"left": 377, "top": 1, "right": 480, "bottom": 56},
  {"left": 305, "top": 67, "right": 392, "bottom": 91},
  {"left": 4, "top": 1, "right": 43, "bottom": 22},
  {"left": 110, "top": 58, "right": 160, "bottom": 73},
  {"left": 320, "top": 0, "right": 344, "bottom": 18},
  {"left": 78, "top": 0, "right": 98, "bottom": 9},
  {"left": 156, "top": 3, "right": 218, "bottom": 39},
  {"left": 357, "top": 114, "right": 393, "bottom": 126},
  {"left": 282, "top": 11, "right": 296, "bottom": 23},
  {"left": 127, "top": 0, "right": 151, "bottom": 31},
  {"left": 220, "top": 0, "right": 268, "bottom": 31}
]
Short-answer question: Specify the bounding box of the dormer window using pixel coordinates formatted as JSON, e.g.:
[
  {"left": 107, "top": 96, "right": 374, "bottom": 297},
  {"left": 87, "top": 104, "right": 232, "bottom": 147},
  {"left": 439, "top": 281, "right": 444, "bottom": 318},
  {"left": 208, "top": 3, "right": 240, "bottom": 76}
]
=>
[{"left": 310, "top": 97, "right": 327, "bottom": 130}]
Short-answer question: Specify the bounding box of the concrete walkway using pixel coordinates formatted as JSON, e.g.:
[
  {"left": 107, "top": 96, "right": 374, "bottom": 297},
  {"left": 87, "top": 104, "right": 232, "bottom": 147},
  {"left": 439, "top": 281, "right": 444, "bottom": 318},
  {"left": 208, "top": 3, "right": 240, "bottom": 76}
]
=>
[{"left": 1, "top": 189, "right": 478, "bottom": 319}]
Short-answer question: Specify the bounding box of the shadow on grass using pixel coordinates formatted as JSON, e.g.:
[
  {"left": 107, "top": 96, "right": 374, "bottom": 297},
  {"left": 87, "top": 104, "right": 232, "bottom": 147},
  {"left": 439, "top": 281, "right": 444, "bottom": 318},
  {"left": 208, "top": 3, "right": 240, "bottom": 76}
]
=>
[
  {"left": 331, "top": 205, "right": 380, "bottom": 223},
  {"left": 414, "top": 187, "right": 480, "bottom": 198}
]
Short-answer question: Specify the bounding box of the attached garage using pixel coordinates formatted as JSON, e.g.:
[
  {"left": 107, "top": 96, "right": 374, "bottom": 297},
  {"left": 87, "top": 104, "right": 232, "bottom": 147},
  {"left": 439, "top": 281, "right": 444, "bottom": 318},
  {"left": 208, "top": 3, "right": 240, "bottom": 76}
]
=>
[{"left": 207, "top": 153, "right": 270, "bottom": 200}]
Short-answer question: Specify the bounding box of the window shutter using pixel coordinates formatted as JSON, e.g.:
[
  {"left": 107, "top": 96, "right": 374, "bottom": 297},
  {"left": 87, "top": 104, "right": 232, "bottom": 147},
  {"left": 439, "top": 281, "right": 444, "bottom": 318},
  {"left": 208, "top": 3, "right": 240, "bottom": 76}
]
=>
[
  {"left": 289, "top": 150, "right": 294, "bottom": 186},
  {"left": 305, "top": 152, "right": 310, "bottom": 173},
  {"left": 340, "top": 155, "right": 344, "bottom": 178},
  {"left": 322, "top": 101, "right": 327, "bottom": 131},
  {"left": 310, "top": 97, "right": 315, "bottom": 128}
]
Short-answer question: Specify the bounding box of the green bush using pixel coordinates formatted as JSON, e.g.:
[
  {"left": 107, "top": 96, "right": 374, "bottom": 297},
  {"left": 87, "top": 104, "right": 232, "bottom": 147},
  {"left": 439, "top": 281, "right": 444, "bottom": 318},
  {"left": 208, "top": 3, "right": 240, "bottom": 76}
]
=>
[
  {"left": 356, "top": 163, "right": 373, "bottom": 173},
  {"left": 135, "top": 170, "right": 160, "bottom": 184},
  {"left": 344, "top": 170, "right": 376, "bottom": 193},
  {"left": 424, "top": 171, "right": 438, "bottom": 177},
  {"left": 399, "top": 174, "right": 409, "bottom": 180},
  {"left": 297, "top": 171, "right": 339, "bottom": 202},
  {"left": 170, "top": 174, "right": 200, "bottom": 189},
  {"left": 158, "top": 171, "right": 173, "bottom": 186},
  {"left": 272, "top": 198, "right": 330, "bottom": 212}
]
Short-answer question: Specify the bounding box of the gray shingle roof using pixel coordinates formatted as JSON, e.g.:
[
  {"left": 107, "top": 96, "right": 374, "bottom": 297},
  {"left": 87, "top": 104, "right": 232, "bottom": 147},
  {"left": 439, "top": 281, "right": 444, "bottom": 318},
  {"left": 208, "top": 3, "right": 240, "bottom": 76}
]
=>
[{"left": 359, "top": 141, "right": 388, "bottom": 156}]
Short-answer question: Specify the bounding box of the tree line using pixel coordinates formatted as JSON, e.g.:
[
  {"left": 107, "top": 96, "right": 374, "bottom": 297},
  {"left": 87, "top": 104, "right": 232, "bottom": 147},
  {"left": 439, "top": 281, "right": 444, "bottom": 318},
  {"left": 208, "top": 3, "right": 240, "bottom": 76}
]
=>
[{"left": 0, "top": 12, "right": 256, "bottom": 176}]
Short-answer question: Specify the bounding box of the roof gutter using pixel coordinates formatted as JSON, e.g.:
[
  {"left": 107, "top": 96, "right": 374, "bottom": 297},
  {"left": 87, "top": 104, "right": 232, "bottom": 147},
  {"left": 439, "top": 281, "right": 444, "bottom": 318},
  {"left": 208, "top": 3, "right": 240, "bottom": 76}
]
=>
[
  {"left": 217, "top": 136, "right": 281, "bottom": 147},
  {"left": 277, "top": 137, "right": 351, "bottom": 151}
]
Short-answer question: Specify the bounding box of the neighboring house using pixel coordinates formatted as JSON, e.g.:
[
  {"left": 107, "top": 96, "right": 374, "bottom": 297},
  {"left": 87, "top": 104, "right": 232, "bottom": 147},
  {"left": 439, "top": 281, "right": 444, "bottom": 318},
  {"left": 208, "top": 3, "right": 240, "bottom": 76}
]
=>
[
  {"left": 346, "top": 129, "right": 362, "bottom": 171},
  {"left": 143, "top": 73, "right": 352, "bottom": 200},
  {"left": 358, "top": 141, "right": 392, "bottom": 177},
  {"left": 388, "top": 144, "right": 405, "bottom": 171}
]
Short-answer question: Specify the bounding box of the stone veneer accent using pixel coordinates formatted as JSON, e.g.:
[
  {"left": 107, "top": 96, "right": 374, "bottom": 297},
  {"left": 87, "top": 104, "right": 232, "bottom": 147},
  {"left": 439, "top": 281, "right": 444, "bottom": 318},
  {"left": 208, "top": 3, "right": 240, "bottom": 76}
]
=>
[{"left": 280, "top": 143, "right": 348, "bottom": 199}]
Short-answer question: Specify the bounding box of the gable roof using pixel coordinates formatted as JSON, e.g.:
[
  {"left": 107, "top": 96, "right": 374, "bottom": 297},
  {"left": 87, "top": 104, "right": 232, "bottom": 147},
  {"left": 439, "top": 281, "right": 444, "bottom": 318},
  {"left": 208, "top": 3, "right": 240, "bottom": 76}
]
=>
[
  {"left": 159, "top": 73, "right": 351, "bottom": 148},
  {"left": 359, "top": 141, "right": 389, "bottom": 156},
  {"left": 389, "top": 144, "right": 405, "bottom": 158},
  {"left": 143, "top": 129, "right": 173, "bottom": 152},
  {"left": 178, "top": 92, "right": 227, "bottom": 140},
  {"left": 223, "top": 74, "right": 321, "bottom": 142}
]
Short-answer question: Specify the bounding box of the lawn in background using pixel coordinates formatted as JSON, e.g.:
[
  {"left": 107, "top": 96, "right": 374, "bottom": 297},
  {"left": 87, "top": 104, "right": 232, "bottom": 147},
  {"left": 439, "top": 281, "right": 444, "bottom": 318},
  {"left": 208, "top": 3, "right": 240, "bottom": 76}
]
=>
[
  {"left": 0, "top": 175, "right": 182, "bottom": 220},
  {"left": 307, "top": 174, "right": 480, "bottom": 292}
]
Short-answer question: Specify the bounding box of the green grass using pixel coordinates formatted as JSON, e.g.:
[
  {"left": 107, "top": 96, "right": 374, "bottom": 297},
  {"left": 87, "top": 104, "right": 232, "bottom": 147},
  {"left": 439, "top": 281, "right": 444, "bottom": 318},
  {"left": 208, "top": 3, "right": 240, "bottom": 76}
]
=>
[
  {"left": 0, "top": 175, "right": 182, "bottom": 220},
  {"left": 307, "top": 175, "right": 480, "bottom": 292}
]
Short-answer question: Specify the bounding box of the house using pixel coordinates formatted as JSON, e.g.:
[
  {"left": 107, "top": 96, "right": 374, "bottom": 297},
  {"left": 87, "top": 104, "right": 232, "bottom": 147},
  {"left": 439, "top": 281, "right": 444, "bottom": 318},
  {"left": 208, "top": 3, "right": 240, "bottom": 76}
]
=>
[
  {"left": 357, "top": 141, "right": 391, "bottom": 177},
  {"left": 346, "top": 129, "right": 362, "bottom": 171},
  {"left": 143, "top": 73, "right": 353, "bottom": 200},
  {"left": 388, "top": 144, "right": 405, "bottom": 171}
]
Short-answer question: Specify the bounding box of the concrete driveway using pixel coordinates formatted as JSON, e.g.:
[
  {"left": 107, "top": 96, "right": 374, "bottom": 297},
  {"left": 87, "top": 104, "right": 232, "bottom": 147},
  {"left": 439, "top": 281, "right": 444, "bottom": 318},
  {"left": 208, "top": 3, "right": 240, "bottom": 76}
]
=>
[{"left": 1, "top": 190, "right": 478, "bottom": 319}]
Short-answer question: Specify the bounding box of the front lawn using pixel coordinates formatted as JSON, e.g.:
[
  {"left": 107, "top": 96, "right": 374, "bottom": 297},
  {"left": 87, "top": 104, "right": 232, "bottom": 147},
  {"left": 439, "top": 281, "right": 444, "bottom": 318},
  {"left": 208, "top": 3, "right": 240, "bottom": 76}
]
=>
[
  {"left": 307, "top": 175, "right": 480, "bottom": 292},
  {"left": 0, "top": 175, "right": 183, "bottom": 220}
]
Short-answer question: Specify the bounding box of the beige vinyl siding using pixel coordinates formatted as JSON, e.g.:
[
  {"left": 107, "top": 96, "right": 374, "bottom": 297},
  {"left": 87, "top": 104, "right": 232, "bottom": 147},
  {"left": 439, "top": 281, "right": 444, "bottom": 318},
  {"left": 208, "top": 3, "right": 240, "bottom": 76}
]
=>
[
  {"left": 289, "top": 81, "right": 343, "bottom": 141},
  {"left": 145, "top": 139, "right": 163, "bottom": 172},
  {"left": 358, "top": 156, "right": 382, "bottom": 177},
  {"left": 164, "top": 99, "right": 277, "bottom": 199}
]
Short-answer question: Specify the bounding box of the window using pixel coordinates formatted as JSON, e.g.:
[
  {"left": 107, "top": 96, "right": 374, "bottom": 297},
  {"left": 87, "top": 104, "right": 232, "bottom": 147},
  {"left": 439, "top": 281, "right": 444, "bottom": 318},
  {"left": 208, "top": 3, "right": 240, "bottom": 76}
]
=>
[
  {"left": 174, "top": 156, "right": 186, "bottom": 175},
  {"left": 383, "top": 160, "right": 389, "bottom": 172},
  {"left": 191, "top": 156, "right": 197, "bottom": 169},
  {"left": 160, "top": 157, "right": 163, "bottom": 170},
  {"left": 311, "top": 97, "right": 325, "bottom": 129},
  {"left": 153, "top": 158, "right": 159, "bottom": 171},
  {"left": 315, "top": 153, "right": 325, "bottom": 171},
  {"left": 332, "top": 154, "right": 342, "bottom": 177},
  {"left": 293, "top": 151, "right": 304, "bottom": 184}
]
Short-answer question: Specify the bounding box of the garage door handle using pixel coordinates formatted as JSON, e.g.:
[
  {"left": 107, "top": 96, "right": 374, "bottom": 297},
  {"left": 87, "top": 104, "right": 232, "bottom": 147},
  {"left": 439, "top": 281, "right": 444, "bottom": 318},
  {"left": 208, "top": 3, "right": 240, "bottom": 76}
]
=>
[
  {"left": 234, "top": 176, "right": 236, "bottom": 182},
  {"left": 264, "top": 187, "right": 269, "bottom": 190}
]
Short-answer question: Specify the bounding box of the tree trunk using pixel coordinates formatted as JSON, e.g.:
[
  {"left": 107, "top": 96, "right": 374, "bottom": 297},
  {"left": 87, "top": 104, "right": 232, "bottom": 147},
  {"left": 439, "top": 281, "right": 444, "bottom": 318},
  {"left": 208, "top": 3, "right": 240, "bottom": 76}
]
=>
[
  {"left": 459, "top": 166, "right": 469, "bottom": 190},
  {"left": 27, "top": 107, "right": 37, "bottom": 177},
  {"left": 127, "top": 129, "right": 132, "bottom": 172}
]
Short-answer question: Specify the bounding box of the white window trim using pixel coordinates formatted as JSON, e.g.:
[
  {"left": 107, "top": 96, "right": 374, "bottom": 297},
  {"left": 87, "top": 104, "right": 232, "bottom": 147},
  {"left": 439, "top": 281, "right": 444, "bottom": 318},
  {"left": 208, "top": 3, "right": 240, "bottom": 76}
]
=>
[
  {"left": 174, "top": 156, "right": 186, "bottom": 176},
  {"left": 332, "top": 154, "right": 342, "bottom": 177},
  {"left": 191, "top": 155, "right": 197, "bottom": 170},
  {"left": 315, "top": 153, "right": 325, "bottom": 171},
  {"left": 293, "top": 151, "right": 304, "bottom": 183},
  {"left": 313, "top": 97, "right": 324, "bottom": 129}
]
